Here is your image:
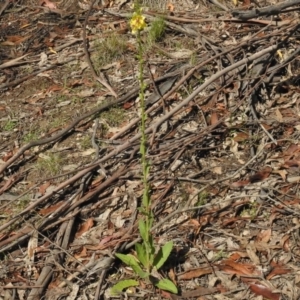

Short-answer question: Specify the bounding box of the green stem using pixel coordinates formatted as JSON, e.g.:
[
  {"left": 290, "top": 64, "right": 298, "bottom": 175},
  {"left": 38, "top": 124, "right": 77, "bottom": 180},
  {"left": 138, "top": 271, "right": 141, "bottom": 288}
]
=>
[{"left": 137, "top": 29, "right": 152, "bottom": 272}]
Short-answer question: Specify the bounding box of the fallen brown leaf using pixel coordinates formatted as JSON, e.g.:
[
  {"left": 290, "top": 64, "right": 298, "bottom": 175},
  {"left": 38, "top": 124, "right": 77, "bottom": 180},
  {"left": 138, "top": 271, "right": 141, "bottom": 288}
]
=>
[
  {"left": 39, "top": 0, "right": 57, "bottom": 9},
  {"left": 267, "top": 265, "right": 291, "bottom": 280},
  {"left": 38, "top": 181, "right": 51, "bottom": 195},
  {"left": 256, "top": 228, "right": 271, "bottom": 243},
  {"left": 75, "top": 218, "right": 94, "bottom": 238},
  {"left": 39, "top": 201, "right": 64, "bottom": 216},
  {"left": 230, "top": 180, "right": 250, "bottom": 189},
  {"left": 249, "top": 283, "right": 280, "bottom": 300},
  {"left": 210, "top": 111, "right": 219, "bottom": 125},
  {"left": 248, "top": 166, "right": 272, "bottom": 183},
  {"left": 218, "top": 259, "right": 259, "bottom": 276}
]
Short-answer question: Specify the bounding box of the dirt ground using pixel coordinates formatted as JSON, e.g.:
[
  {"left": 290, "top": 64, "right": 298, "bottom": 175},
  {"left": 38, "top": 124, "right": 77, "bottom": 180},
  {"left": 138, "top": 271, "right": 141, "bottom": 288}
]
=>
[{"left": 1, "top": 0, "right": 300, "bottom": 299}]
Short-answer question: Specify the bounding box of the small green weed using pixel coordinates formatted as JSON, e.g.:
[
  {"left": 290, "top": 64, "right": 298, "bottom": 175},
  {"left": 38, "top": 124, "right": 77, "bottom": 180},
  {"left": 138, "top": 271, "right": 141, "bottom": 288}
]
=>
[
  {"left": 71, "top": 96, "right": 83, "bottom": 105},
  {"left": 16, "top": 196, "right": 30, "bottom": 211},
  {"left": 36, "top": 153, "right": 63, "bottom": 177},
  {"left": 23, "top": 130, "right": 39, "bottom": 143},
  {"left": 173, "top": 40, "right": 183, "bottom": 49},
  {"left": 93, "top": 33, "right": 127, "bottom": 67},
  {"left": 100, "top": 106, "right": 126, "bottom": 127},
  {"left": 55, "top": 94, "right": 68, "bottom": 103},
  {"left": 49, "top": 115, "right": 69, "bottom": 130},
  {"left": 198, "top": 76, "right": 205, "bottom": 84},
  {"left": 148, "top": 17, "right": 165, "bottom": 45},
  {"left": 240, "top": 202, "right": 258, "bottom": 219},
  {"left": 3, "top": 120, "right": 18, "bottom": 131},
  {"left": 213, "top": 249, "right": 228, "bottom": 261},
  {"left": 190, "top": 52, "right": 197, "bottom": 66},
  {"left": 196, "top": 191, "right": 208, "bottom": 206},
  {"left": 79, "top": 135, "right": 92, "bottom": 150},
  {"left": 22, "top": 65, "right": 34, "bottom": 74}
]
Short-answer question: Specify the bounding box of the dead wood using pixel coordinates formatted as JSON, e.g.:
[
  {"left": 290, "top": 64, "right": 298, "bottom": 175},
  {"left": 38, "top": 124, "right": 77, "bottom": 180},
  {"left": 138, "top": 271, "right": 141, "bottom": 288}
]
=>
[
  {"left": 232, "top": 0, "right": 300, "bottom": 20},
  {"left": 1, "top": 0, "right": 300, "bottom": 299}
]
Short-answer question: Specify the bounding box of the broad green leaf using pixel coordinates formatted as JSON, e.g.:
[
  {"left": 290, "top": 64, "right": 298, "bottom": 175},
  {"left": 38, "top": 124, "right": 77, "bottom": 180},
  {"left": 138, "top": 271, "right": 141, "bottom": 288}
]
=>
[
  {"left": 135, "top": 243, "right": 147, "bottom": 268},
  {"left": 139, "top": 219, "right": 148, "bottom": 242},
  {"left": 115, "top": 253, "right": 149, "bottom": 278},
  {"left": 111, "top": 279, "right": 139, "bottom": 295},
  {"left": 115, "top": 253, "right": 139, "bottom": 268},
  {"left": 155, "top": 278, "right": 178, "bottom": 294},
  {"left": 136, "top": 269, "right": 150, "bottom": 279},
  {"left": 153, "top": 241, "right": 173, "bottom": 270}
]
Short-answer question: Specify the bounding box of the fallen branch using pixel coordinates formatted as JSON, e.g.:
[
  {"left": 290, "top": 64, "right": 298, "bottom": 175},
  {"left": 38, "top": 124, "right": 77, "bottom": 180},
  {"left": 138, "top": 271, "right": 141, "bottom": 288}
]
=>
[
  {"left": 0, "top": 66, "right": 188, "bottom": 176},
  {"left": 232, "top": 0, "right": 300, "bottom": 20},
  {"left": 82, "top": 0, "right": 118, "bottom": 98}
]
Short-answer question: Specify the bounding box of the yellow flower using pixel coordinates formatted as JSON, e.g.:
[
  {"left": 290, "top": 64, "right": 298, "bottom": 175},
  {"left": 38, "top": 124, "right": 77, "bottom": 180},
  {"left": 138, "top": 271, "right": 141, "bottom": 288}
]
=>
[{"left": 130, "top": 12, "right": 146, "bottom": 34}]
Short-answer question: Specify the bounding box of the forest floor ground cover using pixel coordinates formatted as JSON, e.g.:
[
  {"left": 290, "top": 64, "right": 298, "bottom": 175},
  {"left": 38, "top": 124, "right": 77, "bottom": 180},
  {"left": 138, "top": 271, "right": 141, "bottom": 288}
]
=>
[{"left": 1, "top": 0, "right": 300, "bottom": 299}]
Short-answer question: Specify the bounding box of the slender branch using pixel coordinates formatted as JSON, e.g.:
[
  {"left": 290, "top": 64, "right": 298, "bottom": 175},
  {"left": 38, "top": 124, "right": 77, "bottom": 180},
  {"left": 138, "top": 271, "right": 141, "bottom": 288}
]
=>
[{"left": 232, "top": 0, "right": 300, "bottom": 20}]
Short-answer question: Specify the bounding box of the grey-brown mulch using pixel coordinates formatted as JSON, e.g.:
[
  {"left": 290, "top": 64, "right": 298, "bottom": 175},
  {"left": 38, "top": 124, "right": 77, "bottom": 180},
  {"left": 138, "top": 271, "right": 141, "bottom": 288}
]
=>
[{"left": 1, "top": 0, "right": 300, "bottom": 299}]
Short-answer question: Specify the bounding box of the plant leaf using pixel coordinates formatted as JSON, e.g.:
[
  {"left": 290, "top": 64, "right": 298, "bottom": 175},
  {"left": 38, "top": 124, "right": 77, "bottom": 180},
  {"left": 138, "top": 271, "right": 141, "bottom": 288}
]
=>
[
  {"left": 148, "top": 211, "right": 154, "bottom": 228},
  {"left": 111, "top": 279, "right": 139, "bottom": 295},
  {"left": 139, "top": 219, "right": 148, "bottom": 242},
  {"left": 153, "top": 241, "right": 173, "bottom": 270},
  {"left": 148, "top": 235, "right": 155, "bottom": 263},
  {"left": 115, "top": 253, "right": 148, "bottom": 278},
  {"left": 115, "top": 253, "right": 138, "bottom": 267},
  {"left": 135, "top": 242, "right": 148, "bottom": 268},
  {"left": 155, "top": 278, "right": 178, "bottom": 294}
]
